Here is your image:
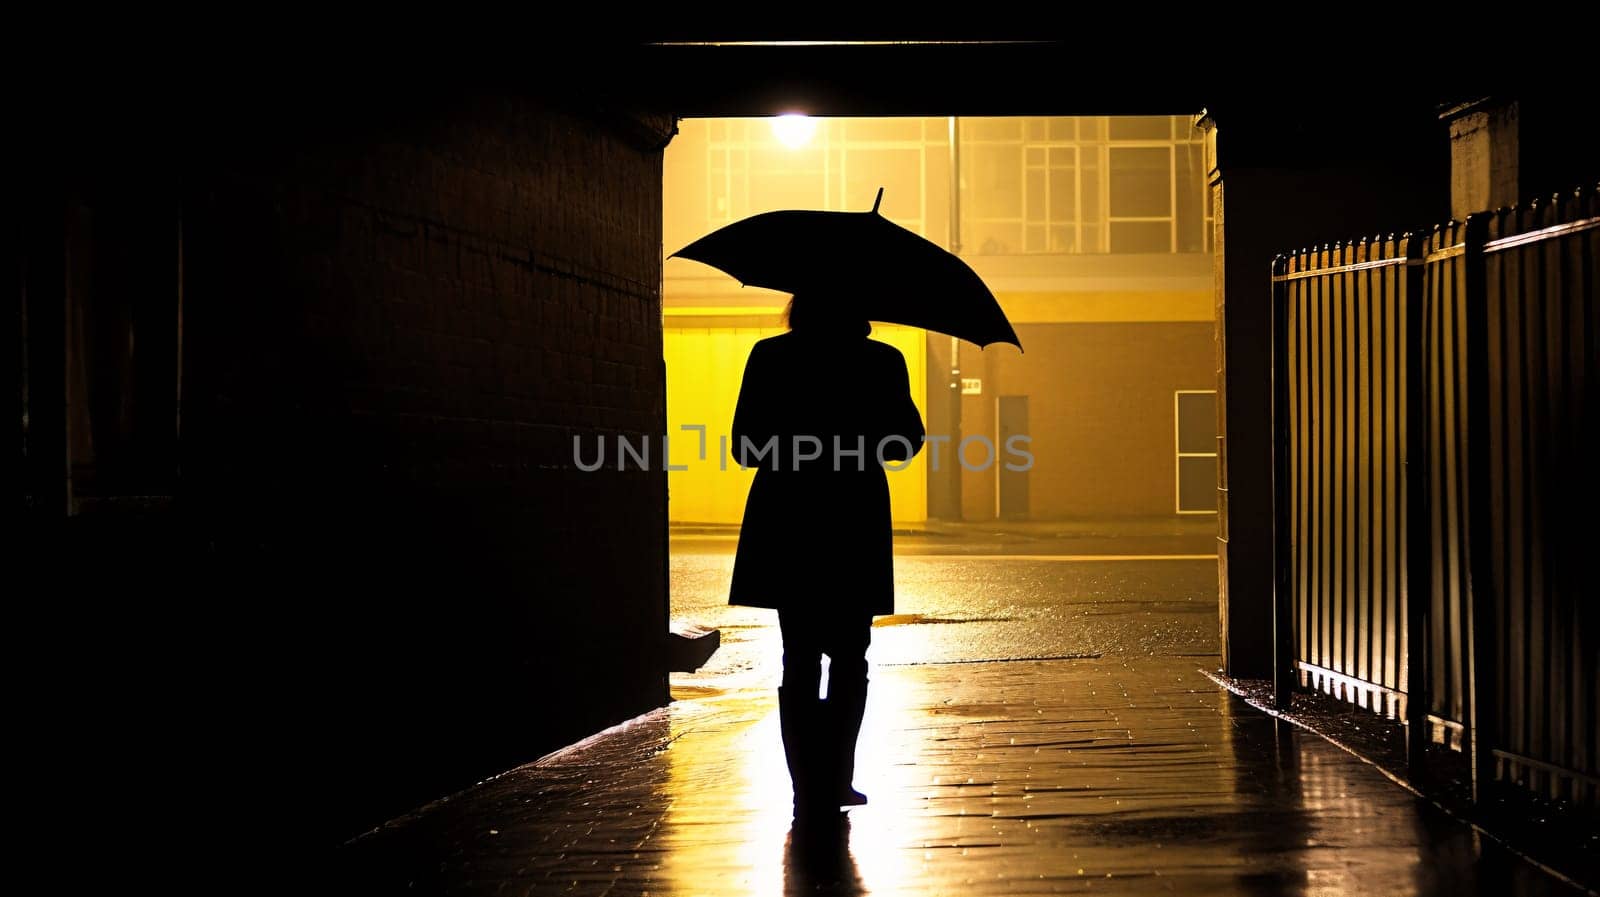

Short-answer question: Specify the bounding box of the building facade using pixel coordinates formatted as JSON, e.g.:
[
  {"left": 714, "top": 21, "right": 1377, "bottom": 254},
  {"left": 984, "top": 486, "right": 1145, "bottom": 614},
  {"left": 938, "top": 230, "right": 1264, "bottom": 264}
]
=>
[{"left": 663, "top": 115, "right": 1217, "bottom": 523}]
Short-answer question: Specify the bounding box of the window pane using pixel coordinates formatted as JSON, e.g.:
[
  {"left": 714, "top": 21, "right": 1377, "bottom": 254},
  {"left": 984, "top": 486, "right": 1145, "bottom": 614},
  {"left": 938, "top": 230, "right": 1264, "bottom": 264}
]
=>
[
  {"left": 1081, "top": 223, "right": 1103, "bottom": 253},
  {"left": 967, "top": 146, "right": 1022, "bottom": 218},
  {"left": 1110, "top": 220, "right": 1171, "bottom": 253},
  {"left": 844, "top": 148, "right": 922, "bottom": 222},
  {"left": 1025, "top": 117, "right": 1048, "bottom": 141},
  {"left": 967, "top": 117, "right": 1021, "bottom": 141},
  {"left": 1050, "top": 170, "right": 1076, "bottom": 223},
  {"left": 1109, "top": 147, "right": 1171, "bottom": 217},
  {"left": 709, "top": 157, "right": 729, "bottom": 218},
  {"left": 846, "top": 118, "right": 921, "bottom": 142},
  {"left": 1049, "top": 226, "right": 1075, "bottom": 253},
  {"left": 1179, "top": 456, "right": 1218, "bottom": 512},
  {"left": 730, "top": 148, "right": 749, "bottom": 217},
  {"left": 1049, "top": 118, "right": 1077, "bottom": 141},
  {"left": 1109, "top": 115, "right": 1172, "bottom": 140},
  {"left": 970, "top": 222, "right": 1020, "bottom": 255},
  {"left": 1025, "top": 224, "right": 1045, "bottom": 253},
  {"left": 749, "top": 151, "right": 825, "bottom": 212},
  {"left": 1177, "top": 392, "right": 1217, "bottom": 453},
  {"left": 1081, "top": 163, "right": 1101, "bottom": 230},
  {"left": 1175, "top": 142, "right": 1205, "bottom": 253},
  {"left": 1025, "top": 169, "right": 1045, "bottom": 223}
]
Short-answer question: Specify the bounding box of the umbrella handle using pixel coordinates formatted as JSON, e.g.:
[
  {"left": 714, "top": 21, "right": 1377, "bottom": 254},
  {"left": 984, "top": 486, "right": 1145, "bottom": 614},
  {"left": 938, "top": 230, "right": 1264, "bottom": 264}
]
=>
[{"left": 872, "top": 187, "right": 883, "bottom": 214}]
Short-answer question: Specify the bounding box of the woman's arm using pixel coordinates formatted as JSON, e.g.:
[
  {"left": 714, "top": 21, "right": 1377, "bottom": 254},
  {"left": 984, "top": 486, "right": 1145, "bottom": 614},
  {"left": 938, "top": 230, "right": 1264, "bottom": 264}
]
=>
[
  {"left": 730, "top": 342, "right": 779, "bottom": 469},
  {"left": 872, "top": 348, "right": 925, "bottom": 462}
]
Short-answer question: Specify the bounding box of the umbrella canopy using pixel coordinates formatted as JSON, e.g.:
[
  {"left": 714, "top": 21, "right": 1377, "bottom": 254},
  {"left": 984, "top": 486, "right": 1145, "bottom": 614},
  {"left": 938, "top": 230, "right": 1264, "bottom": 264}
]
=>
[{"left": 670, "top": 189, "right": 1022, "bottom": 350}]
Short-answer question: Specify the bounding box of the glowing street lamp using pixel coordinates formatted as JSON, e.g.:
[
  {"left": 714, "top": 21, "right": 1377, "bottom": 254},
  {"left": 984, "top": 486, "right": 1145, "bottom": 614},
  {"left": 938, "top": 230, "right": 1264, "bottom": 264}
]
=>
[{"left": 770, "top": 114, "right": 817, "bottom": 149}]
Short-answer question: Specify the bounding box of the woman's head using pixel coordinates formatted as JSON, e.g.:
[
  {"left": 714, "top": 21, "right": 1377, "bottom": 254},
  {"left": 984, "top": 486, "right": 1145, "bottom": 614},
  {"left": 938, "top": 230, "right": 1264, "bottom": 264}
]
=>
[{"left": 784, "top": 293, "right": 871, "bottom": 337}]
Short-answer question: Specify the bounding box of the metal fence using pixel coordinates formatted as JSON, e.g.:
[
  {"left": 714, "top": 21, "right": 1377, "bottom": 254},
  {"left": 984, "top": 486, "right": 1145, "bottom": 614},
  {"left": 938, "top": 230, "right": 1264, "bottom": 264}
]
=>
[
  {"left": 1422, "top": 221, "right": 1472, "bottom": 754},
  {"left": 1474, "top": 192, "right": 1599, "bottom": 804},
  {"left": 1271, "top": 184, "right": 1598, "bottom": 807},
  {"left": 1273, "top": 235, "right": 1421, "bottom": 725}
]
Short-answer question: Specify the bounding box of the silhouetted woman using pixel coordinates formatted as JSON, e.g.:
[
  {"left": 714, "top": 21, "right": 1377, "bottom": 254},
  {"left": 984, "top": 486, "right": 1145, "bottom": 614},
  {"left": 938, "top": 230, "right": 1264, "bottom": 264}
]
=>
[{"left": 728, "top": 293, "right": 925, "bottom": 818}]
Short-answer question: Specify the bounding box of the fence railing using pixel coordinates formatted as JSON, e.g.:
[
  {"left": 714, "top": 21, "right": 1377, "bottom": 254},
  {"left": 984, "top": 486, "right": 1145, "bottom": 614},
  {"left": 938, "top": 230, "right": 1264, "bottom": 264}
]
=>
[
  {"left": 1271, "top": 184, "right": 1598, "bottom": 808},
  {"left": 1422, "top": 221, "right": 1471, "bottom": 754}
]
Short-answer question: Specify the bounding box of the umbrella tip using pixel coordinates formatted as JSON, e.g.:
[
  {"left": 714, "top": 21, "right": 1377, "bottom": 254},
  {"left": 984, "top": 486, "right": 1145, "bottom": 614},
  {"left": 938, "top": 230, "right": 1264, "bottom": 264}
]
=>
[{"left": 872, "top": 187, "right": 884, "bottom": 214}]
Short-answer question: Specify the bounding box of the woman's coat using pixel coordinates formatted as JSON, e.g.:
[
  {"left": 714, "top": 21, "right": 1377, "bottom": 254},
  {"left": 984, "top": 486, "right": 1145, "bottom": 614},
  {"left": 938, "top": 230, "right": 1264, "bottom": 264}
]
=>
[{"left": 727, "top": 330, "right": 926, "bottom": 615}]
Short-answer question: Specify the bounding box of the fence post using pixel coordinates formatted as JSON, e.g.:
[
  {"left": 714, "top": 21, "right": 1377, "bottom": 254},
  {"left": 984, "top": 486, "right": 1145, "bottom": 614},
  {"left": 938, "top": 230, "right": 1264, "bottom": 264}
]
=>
[
  {"left": 1462, "top": 212, "right": 1497, "bottom": 802},
  {"left": 1403, "top": 234, "right": 1431, "bottom": 772},
  {"left": 1271, "top": 253, "right": 1295, "bottom": 711}
]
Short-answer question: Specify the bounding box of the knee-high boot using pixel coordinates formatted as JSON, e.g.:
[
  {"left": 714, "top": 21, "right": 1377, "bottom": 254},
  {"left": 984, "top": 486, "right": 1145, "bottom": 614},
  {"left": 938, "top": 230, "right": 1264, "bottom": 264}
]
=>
[
  {"left": 778, "top": 686, "right": 832, "bottom": 817},
  {"left": 828, "top": 676, "right": 869, "bottom": 805}
]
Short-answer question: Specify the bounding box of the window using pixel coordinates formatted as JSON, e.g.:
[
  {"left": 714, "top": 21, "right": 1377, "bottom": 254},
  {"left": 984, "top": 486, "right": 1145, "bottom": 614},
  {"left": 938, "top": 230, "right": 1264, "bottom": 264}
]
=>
[
  {"left": 1108, "top": 145, "right": 1172, "bottom": 252},
  {"left": 1175, "top": 390, "right": 1217, "bottom": 514},
  {"left": 705, "top": 118, "right": 935, "bottom": 238},
  {"left": 964, "top": 117, "right": 1095, "bottom": 254},
  {"left": 963, "top": 115, "right": 1211, "bottom": 256},
  {"left": 694, "top": 115, "right": 1213, "bottom": 259}
]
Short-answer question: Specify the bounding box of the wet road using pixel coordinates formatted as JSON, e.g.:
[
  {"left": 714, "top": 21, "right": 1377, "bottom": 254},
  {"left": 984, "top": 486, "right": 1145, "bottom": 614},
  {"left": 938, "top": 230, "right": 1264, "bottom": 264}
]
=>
[
  {"left": 669, "top": 532, "right": 1220, "bottom": 680},
  {"left": 339, "top": 534, "right": 1576, "bottom": 896}
]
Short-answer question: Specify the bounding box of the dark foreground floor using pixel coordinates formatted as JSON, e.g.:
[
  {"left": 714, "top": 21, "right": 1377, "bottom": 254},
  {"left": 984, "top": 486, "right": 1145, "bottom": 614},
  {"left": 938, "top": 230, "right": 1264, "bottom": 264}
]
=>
[{"left": 338, "top": 654, "right": 1572, "bottom": 896}]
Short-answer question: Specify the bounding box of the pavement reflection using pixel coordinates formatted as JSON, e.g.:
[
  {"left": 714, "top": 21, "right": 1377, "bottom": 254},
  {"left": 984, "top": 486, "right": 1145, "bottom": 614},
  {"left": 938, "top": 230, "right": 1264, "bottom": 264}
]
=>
[
  {"left": 339, "top": 542, "right": 1570, "bottom": 895},
  {"left": 341, "top": 655, "right": 1567, "bottom": 895}
]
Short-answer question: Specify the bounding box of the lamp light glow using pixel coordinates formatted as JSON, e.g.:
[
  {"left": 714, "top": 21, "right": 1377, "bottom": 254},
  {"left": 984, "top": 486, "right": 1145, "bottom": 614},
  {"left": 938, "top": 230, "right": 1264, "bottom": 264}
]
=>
[{"left": 771, "top": 114, "right": 817, "bottom": 149}]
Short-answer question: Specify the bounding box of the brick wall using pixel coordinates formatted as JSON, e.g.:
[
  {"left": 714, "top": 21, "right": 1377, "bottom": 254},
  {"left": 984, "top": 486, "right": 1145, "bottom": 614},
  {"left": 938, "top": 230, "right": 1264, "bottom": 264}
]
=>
[
  {"left": 168, "top": 91, "right": 669, "bottom": 846},
  {"left": 926, "top": 321, "right": 1215, "bottom": 521},
  {"left": 988, "top": 321, "right": 1215, "bottom": 519}
]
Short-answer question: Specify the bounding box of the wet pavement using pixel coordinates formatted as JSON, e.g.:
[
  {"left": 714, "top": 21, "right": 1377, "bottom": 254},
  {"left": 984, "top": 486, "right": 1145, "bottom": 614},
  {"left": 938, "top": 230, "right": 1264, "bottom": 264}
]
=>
[
  {"left": 338, "top": 531, "right": 1577, "bottom": 896},
  {"left": 668, "top": 525, "right": 1220, "bottom": 670}
]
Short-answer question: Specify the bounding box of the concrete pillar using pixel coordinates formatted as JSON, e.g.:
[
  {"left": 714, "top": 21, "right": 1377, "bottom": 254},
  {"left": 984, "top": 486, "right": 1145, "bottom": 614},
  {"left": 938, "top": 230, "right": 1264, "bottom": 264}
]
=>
[
  {"left": 1442, "top": 94, "right": 1600, "bottom": 219},
  {"left": 1444, "top": 98, "right": 1520, "bottom": 219}
]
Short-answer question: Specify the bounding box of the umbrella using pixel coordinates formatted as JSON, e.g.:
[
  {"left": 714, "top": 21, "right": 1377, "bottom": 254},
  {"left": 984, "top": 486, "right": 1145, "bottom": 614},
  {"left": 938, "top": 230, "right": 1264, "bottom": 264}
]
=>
[{"left": 670, "top": 188, "right": 1022, "bottom": 351}]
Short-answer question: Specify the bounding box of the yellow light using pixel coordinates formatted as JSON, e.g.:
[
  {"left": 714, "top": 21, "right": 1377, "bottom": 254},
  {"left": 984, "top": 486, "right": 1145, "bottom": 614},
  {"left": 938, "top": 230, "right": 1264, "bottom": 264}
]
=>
[{"left": 770, "top": 114, "right": 817, "bottom": 149}]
